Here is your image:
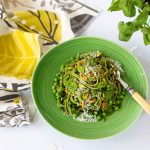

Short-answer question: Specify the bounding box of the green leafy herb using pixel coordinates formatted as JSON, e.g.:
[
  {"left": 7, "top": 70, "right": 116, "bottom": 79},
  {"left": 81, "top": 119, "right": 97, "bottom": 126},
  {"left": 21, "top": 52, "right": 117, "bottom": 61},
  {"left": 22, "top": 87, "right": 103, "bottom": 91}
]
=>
[
  {"left": 109, "top": 0, "right": 150, "bottom": 45},
  {"left": 118, "top": 21, "right": 138, "bottom": 41},
  {"left": 65, "top": 81, "right": 77, "bottom": 92},
  {"left": 141, "top": 27, "right": 150, "bottom": 45},
  {"left": 108, "top": 0, "right": 121, "bottom": 11}
]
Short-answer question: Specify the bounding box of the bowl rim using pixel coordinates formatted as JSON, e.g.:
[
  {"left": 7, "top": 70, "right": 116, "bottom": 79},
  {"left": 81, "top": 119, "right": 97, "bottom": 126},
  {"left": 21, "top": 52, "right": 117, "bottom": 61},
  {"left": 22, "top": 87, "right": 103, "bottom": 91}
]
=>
[{"left": 31, "top": 36, "right": 148, "bottom": 140}]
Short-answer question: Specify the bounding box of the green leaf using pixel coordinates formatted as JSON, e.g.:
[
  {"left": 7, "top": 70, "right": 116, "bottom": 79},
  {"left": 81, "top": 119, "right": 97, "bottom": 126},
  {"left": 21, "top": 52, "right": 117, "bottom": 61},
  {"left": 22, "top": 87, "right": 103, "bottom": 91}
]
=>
[
  {"left": 119, "top": 32, "right": 132, "bottom": 41},
  {"left": 119, "top": 0, "right": 128, "bottom": 8},
  {"left": 122, "top": 1, "right": 136, "bottom": 17},
  {"left": 143, "top": 34, "right": 150, "bottom": 45},
  {"left": 65, "top": 81, "right": 77, "bottom": 92},
  {"left": 134, "top": 4, "right": 150, "bottom": 26},
  {"left": 141, "top": 27, "right": 149, "bottom": 34},
  {"left": 118, "top": 21, "right": 138, "bottom": 41},
  {"left": 108, "top": 0, "right": 121, "bottom": 11},
  {"left": 118, "top": 21, "right": 138, "bottom": 35},
  {"left": 141, "top": 27, "right": 150, "bottom": 45},
  {"left": 109, "top": 0, "right": 150, "bottom": 45},
  {"left": 133, "top": 0, "right": 143, "bottom": 8}
]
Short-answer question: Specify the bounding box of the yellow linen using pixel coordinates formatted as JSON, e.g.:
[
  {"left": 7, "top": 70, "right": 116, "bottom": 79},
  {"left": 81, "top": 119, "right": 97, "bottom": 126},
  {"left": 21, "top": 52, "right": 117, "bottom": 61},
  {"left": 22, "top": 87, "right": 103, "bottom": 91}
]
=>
[
  {"left": 10, "top": 10, "right": 62, "bottom": 45},
  {"left": 0, "top": 30, "right": 41, "bottom": 79}
]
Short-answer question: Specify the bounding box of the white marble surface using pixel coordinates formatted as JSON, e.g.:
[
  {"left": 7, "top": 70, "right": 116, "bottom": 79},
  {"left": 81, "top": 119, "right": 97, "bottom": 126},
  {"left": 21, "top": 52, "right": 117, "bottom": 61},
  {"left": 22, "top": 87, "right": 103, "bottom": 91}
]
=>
[{"left": 1, "top": 1, "right": 150, "bottom": 150}]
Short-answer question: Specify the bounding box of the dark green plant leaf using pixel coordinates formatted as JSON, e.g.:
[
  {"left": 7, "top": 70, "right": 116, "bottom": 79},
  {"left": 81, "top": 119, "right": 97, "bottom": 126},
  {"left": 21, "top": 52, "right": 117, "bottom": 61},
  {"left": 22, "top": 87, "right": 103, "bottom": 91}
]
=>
[
  {"left": 109, "top": 0, "right": 150, "bottom": 45},
  {"left": 119, "top": 32, "right": 132, "bottom": 41},
  {"left": 119, "top": 0, "right": 128, "bottom": 9},
  {"left": 133, "top": 0, "right": 143, "bottom": 8},
  {"left": 118, "top": 21, "right": 138, "bottom": 41},
  {"left": 141, "top": 27, "right": 150, "bottom": 45},
  {"left": 122, "top": 1, "right": 136, "bottom": 17},
  {"left": 143, "top": 33, "right": 150, "bottom": 45},
  {"left": 141, "top": 27, "right": 149, "bottom": 34},
  {"left": 109, "top": 0, "right": 121, "bottom": 11},
  {"left": 118, "top": 21, "right": 138, "bottom": 35},
  {"left": 134, "top": 4, "right": 150, "bottom": 26}
]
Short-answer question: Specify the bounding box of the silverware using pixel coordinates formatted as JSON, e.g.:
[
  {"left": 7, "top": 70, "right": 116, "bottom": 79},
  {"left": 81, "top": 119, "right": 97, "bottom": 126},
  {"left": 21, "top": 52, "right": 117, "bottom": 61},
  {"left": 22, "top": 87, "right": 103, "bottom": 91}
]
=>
[{"left": 116, "top": 71, "right": 150, "bottom": 115}]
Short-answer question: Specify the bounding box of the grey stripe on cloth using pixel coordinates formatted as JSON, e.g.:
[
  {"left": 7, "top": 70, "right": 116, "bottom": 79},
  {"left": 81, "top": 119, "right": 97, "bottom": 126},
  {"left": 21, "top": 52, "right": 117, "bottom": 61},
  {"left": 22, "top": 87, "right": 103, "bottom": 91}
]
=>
[{"left": 0, "top": 83, "right": 31, "bottom": 92}]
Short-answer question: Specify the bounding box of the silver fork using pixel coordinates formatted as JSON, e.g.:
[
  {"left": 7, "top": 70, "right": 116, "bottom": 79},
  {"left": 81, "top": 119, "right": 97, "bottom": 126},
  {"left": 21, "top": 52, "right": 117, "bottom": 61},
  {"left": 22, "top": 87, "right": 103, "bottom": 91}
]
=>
[{"left": 116, "top": 71, "right": 150, "bottom": 115}]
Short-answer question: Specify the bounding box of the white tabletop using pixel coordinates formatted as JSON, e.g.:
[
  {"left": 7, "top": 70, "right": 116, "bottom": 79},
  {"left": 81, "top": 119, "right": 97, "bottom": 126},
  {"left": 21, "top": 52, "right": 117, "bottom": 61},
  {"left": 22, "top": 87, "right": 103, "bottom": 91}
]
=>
[{"left": 1, "top": 1, "right": 150, "bottom": 150}]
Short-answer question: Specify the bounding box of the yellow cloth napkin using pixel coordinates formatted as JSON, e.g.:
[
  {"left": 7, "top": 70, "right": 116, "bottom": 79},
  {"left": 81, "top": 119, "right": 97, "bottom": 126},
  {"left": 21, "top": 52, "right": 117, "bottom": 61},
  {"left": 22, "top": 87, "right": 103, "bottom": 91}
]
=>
[
  {"left": 0, "top": 30, "right": 41, "bottom": 80},
  {"left": 10, "top": 10, "right": 62, "bottom": 46},
  {"left": 0, "top": 0, "right": 100, "bottom": 127}
]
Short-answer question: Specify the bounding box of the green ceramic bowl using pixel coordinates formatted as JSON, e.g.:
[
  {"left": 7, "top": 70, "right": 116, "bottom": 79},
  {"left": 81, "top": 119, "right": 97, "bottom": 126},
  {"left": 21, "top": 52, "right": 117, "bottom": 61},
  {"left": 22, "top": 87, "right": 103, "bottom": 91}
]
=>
[{"left": 32, "top": 37, "right": 148, "bottom": 139}]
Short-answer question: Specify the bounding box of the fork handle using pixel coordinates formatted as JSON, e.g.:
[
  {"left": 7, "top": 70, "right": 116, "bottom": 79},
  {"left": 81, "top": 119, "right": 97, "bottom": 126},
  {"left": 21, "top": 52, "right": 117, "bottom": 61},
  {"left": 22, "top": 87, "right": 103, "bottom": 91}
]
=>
[{"left": 132, "top": 92, "right": 150, "bottom": 115}]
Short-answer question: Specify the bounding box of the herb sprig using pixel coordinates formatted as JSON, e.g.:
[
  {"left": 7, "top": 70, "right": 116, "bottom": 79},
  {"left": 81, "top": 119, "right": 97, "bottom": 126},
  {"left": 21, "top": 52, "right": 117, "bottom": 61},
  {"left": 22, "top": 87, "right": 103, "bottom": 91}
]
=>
[{"left": 109, "top": 0, "right": 150, "bottom": 45}]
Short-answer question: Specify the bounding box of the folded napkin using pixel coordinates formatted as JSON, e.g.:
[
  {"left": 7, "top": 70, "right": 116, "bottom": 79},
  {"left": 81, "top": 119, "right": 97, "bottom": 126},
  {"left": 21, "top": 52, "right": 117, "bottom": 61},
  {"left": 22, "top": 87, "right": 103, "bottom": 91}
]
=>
[
  {"left": 0, "top": 26, "right": 41, "bottom": 91},
  {"left": 0, "top": 0, "right": 100, "bottom": 126},
  {"left": 0, "top": 91, "right": 30, "bottom": 127}
]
